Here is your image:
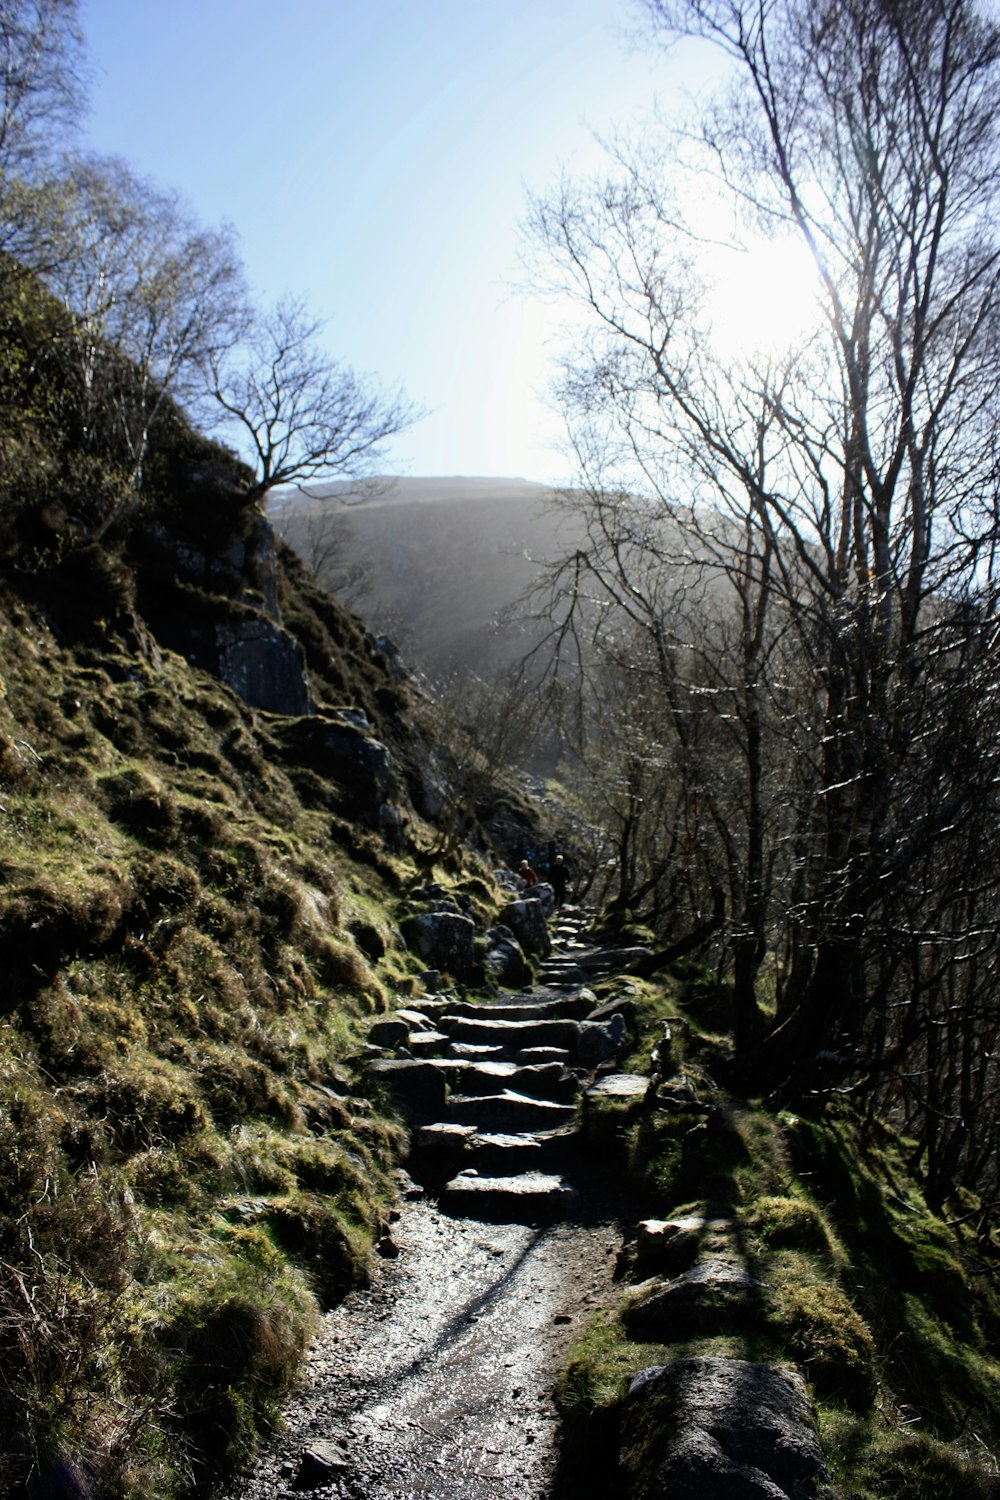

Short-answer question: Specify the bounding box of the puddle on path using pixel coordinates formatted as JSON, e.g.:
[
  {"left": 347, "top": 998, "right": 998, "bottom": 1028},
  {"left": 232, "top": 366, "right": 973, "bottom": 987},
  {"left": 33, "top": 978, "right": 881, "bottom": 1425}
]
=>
[{"left": 232, "top": 1195, "right": 622, "bottom": 1499}]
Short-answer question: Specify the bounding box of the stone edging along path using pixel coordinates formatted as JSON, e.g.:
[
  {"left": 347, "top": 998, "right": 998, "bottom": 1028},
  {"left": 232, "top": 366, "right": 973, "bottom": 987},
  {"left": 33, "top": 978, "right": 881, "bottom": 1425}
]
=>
[{"left": 235, "top": 906, "right": 830, "bottom": 1499}]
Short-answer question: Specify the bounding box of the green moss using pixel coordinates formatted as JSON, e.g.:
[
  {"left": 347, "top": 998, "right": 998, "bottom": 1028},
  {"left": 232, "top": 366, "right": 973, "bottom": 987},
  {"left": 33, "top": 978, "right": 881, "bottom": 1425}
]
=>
[
  {"left": 764, "top": 1266, "right": 876, "bottom": 1410},
  {"left": 555, "top": 1307, "right": 665, "bottom": 1421},
  {"left": 741, "top": 1195, "right": 841, "bottom": 1264},
  {"left": 0, "top": 507, "right": 433, "bottom": 1493},
  {"left": 820, "top": 1419, "right": 999, "bottom": 1500}
]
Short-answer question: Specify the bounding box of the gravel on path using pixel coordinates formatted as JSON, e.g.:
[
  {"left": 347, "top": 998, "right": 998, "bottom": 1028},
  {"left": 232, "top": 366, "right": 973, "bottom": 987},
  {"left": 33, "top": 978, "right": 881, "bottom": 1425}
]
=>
[{"left": 230, "top": 1189, "right": 622, "bottom": 1499}]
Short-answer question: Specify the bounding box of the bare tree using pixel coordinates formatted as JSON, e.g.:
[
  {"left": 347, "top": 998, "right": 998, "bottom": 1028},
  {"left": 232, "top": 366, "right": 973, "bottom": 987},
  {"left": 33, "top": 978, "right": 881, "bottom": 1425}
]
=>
[
  {"left": 528, "top": 0, "right": 1000, "bottom": 1106},
  {"left": 207, "top": 297, "right": 417, "bottom": 505},
  {"left": 33, "top": 153, "right": 247, "bottom": 518},
  {"left": 0, "top": 0, "right": 83, "bottom": 177}
]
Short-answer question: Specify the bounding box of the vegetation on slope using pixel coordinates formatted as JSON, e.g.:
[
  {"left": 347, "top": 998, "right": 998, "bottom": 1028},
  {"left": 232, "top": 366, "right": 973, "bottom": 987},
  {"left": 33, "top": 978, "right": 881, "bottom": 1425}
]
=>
[
  {"left": 558, "top": 973, "right": 1000, "bottom": 1497},
  {"left": 0, "top": 544, "right": 414, "bottom": 1494}
]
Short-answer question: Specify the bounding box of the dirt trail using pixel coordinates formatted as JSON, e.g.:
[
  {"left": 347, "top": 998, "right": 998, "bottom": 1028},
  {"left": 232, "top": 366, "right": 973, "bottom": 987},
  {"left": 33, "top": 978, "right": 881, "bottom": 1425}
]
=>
[{"left": 233, "top": 1192, "right": 622, "bottom": 1499}]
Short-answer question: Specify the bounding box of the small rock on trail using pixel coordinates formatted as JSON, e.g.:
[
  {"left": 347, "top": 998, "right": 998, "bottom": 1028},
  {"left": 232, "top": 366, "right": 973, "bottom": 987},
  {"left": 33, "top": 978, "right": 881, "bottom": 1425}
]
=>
[{"left": 230, "top": 1197, "right": 621, "bottom": 1500}]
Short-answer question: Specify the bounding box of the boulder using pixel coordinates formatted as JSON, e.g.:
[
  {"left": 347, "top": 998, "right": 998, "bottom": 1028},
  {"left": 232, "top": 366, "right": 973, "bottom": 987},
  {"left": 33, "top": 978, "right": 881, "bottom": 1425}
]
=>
[
  {"left": 578, "top": 1013, "right": 628, "bottom": 1067},
  {"left": 620, "top": 1358, "right": 827, "bottom": 1499},
  {"left": 631, "top": 1216, "right": 733, "bottom": 1280},
  {"left": 367, "top": 1058, "right": 448, "bottom": 1116},
  {"left": 587, "top": 994, "right": 640, "bottom": 1031},
  {"left": 367, "top": 1018, "right": 410, "bottom": 1048},
  {"left": 269, "top": 713, "right": 396, "bottom": 824},
  {"left": 294, "top": 1440, "right": 351, "bottom": 1491},
  {"left": 212, "top": 617, "right": 314, "bottom": 715},
  {"left": 483, "top": 925, "right": 532, "bottom": 987},
  {"left": 399, "top": 911, "right": 477, "bottom": 981},
  {"left": 531, "top": 882, "right": 556, "bottom": 917},
  {"left": 625, "top": 1258, "right": 766, "bottom": 1340},
  {"left": 394, "top": 1007, "right": 436, "bottom": 1030},
  {"left": 135, "top": 514, "right": 316, "bottom": 716},
  {"left": 499, "top": 897, "right": 551, "bottom": 956}
]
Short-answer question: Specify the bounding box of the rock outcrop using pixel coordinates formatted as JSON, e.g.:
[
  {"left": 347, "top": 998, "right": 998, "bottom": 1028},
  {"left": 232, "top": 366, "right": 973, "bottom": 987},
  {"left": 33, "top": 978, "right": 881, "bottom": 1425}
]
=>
[{"left": 621, "top": 1358, "right": 827, "bottom": 1500}]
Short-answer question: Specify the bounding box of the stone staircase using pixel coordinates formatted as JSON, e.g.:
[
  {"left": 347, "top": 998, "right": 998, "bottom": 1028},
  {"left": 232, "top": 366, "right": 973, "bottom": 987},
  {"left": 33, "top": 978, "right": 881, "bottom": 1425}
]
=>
[{"left": 366, "top": 905, "right": 647, "bottom": 1219}]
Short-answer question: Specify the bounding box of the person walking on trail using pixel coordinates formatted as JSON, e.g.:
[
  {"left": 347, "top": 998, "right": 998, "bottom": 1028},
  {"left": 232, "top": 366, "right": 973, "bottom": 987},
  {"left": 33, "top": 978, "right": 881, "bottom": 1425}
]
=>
[
  {"left": 550, "top": 854, "right": 568, "bottom": 907},
  {"left": 518, "top": 859, "right": 538, "bottom": 887}
]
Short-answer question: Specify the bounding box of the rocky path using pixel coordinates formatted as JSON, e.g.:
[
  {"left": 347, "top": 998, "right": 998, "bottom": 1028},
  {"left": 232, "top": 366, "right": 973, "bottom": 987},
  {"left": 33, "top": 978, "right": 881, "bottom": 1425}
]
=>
[
  {"left": 232, "top": 1200, "right": 621, "bottom": 1499},
  {"left": 369, "top": 904, "right": 647, "bottom": 1222},
  {"left": 231, "top": 906, "right": 644, "bottom": 1499}
]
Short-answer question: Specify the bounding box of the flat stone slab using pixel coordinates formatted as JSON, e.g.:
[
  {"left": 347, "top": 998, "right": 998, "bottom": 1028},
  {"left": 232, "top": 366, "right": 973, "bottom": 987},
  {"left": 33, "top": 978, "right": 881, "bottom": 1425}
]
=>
[
  {"left": 429, "top": 1059, "right": 578, "bottom": 1101},
  {"left": 445, "top": 994, "right": 594, "bottom": 1021},
  {"left": 446, "top": 1042, "right": 505, "bottom": 1059},
  {"left": 439, "top": 1169, "right": 580, "bottom": 1219},
  {"left": 517, "top": 1046, "right": 572, "bottom": 1065},
  {"left": 406, "top": 1029, "right": 450, "bottom": 1055},
  {"left": 414, "top": 1122, "right": 476, "bottom": 1148},
  {"left": 579, "top": 945, "right": 652, "bottom": 969},
  {"left": 586, "top": 1073, "right": 648, "bottom": 1099},
  {"left": 406, "top": 996, "right": 449, "bottom": 1014},
  {"left": 438, "top": 1015, "right": 581, "bottom": 1053},
  {"left": 394, "top": 1007, "right": 438, "bottom": 1029},
  {"left": 478, "top": 1060, "right": 578, "bottom": 1101},
  {"left": 464, "top": 1132, "right": 546, "bottom": 1171}
]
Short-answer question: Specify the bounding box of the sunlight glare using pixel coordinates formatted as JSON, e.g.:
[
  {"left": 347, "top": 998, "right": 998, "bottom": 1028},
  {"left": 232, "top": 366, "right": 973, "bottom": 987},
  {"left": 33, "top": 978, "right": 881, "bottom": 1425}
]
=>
[{"left": 704, "top": 233, "right": 824, "bottom": 363}]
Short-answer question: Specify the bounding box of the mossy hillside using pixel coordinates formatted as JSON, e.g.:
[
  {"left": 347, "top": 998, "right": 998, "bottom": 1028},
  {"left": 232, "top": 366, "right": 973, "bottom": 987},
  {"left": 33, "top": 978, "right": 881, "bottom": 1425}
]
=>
[
  {"left": 0, "top": 565, "right": 441, "bottom": 1497},
  {"left": 560, "top": 982, "right": 1000, "bottom": 1498}
]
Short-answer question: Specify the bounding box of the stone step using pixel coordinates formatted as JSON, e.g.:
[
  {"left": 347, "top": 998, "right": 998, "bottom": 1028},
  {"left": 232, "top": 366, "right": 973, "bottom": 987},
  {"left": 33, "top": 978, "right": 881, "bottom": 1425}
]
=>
[
  {"left": 438, "top": 1169, "right": 580, "bottom": 1220},
  {"left": 412, "top": 1122, "right": 579, "bottom": 1179},
  {"left": 517, "top": 1046, "right": 572, "bottom": 1066},
  {"left": 462, "top": 1130, "right": 563, "bottom": 1173},
  {"left": 437, "top": 1014, "right": 581, "bottom": 1055},
  {"left": 406, "top": 1029, "right": 451, "bottom": 1056},
  {"left": 482, "top": 1125, "right": 577, "bottom": 1172},
  {"left": 368, "top": 1058, "right": 447, "bottom": 1117},
  {"left": 447, "top": 1089, "right": 578, "bottom": 1133},
  {"left": 444, "top": 993, "right": 594, "bottom": 1022},
  {"left": 432, "top": 1059, "right": 580, "bottom": 1102},
  {"left": 580, "top": 945, "right": 652, "bottom": 971},
  {"left": 446, "top": 1041, "right": 506, "bottom": 1060},
  {"left": 413, "top": 1121, "right": 476, "bottom": 1158},
  {"left": 536, "top": 963, "right": 587, "bottom": 983}
]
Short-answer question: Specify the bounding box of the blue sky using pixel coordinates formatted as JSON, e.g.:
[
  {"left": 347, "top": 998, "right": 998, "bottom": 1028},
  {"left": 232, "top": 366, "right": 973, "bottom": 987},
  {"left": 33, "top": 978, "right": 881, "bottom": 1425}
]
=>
[{"left": 78, "top": 1, "right": 679, "bottom": 483}]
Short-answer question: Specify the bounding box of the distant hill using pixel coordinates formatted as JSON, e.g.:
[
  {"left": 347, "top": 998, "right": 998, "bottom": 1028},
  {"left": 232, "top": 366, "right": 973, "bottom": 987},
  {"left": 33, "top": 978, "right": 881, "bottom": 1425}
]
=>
[{"left": 269, "top": 477, "right": 581, "bottom": 684}]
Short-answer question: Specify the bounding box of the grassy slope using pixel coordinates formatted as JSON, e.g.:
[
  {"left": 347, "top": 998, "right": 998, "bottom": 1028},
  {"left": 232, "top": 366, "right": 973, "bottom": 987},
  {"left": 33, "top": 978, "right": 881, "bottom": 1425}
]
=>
[{"left": 0, "top": 521, "right": 469, "bottom": 1495}]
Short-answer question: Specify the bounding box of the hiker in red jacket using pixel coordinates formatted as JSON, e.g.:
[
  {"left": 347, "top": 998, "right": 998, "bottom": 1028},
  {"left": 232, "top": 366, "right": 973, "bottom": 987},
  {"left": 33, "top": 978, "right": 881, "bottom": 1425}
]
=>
[{"left": 518, "top": 859, "right": 538, "bottom": 887}]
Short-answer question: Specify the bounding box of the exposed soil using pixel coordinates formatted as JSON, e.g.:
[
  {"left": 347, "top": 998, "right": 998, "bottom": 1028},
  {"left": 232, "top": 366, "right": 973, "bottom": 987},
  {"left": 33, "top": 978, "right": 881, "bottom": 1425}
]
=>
[{"left": 232, "top": 1186, "right": 624, "bottom": 1499}]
